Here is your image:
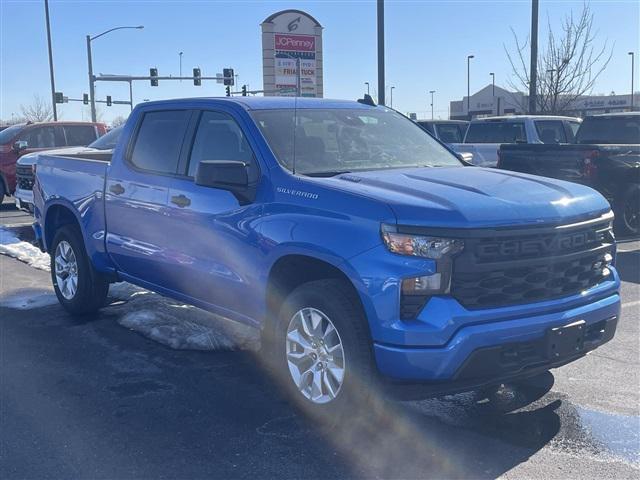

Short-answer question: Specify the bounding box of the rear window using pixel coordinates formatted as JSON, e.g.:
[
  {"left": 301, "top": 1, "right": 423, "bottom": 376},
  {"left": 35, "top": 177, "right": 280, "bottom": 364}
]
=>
[
  {"left": 534, "top": 120, "right": 567, "bottom": 144},
  {"left": 465, "top": 121, "right": 527, "bottom": 143},
  {"left": 435, "top": 124, "right": 464, "bottom": 143},
  {"left": 89, "top": 126, "right": 122, "bottom": 150},
  {"left": 130, "top": 110, "right": 191, "bottom": 174},
  {"left": 576, "top": 116, "right": 640, "bottom": 144},
  {"left": 64, "top": 125, "right": 98, "bottom": 146},
  {"left": 417, "top": 121, "right": 434, "bottom": 134}
]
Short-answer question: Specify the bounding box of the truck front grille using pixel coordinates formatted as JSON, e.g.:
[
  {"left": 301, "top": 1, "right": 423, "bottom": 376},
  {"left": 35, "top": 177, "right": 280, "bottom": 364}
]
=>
[
  {"left": 16, "top": 165, "right": 34, "bottom": 191},
  {"left": 450, "top": 216, "right": 615, "bottom": 309}
]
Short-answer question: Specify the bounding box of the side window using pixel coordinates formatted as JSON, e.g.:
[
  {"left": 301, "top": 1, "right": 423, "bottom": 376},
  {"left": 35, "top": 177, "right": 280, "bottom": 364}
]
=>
[
  {"left": 19, "top": 126, "right": 65, "bottom": 148},
  {"left": 64, "top": 125, "right": 97, "bottom": 146},
  {"left": 187, "top": 111, "right": 255, "bottom": 178},
  {"left": 130, "top": 110, "right": 191, "bottom": 174},
  {"left": 535, "top": 120, "right": 567, "bottom": 144}
]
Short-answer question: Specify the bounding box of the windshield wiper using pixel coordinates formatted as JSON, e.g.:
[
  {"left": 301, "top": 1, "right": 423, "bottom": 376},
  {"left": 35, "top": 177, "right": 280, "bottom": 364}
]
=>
[{"left": 303, "top": 170, "right": 352, "bottom": 177}]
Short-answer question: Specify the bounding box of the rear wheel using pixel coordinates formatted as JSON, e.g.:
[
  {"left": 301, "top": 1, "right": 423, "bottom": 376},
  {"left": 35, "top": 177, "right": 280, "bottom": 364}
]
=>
[
  {"left": 50, "top": 225, "right": 109, "bottom": 315},
  {"left": 271, "top": 279, "right": 377, "bottom": 422}
]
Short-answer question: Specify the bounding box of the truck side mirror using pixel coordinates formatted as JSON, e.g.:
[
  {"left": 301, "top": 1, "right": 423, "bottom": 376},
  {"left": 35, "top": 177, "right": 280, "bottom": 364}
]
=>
[
  {"left": 13, "top": 140, "right": 28, "bottom": 153},
  {"left": 195, "top": 160, "right": 255, "bottom": 204}
]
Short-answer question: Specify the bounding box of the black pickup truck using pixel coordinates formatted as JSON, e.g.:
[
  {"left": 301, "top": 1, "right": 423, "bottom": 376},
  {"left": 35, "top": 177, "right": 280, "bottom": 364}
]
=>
[{"left": 498, "top": 112, "right": 640, "bottom": 235}]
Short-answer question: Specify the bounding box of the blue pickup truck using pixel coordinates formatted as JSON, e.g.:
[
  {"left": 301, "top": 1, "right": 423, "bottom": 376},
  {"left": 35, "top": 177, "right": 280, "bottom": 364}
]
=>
[{"left": 33, "top": 97, "right": 620, "bottom": 416}]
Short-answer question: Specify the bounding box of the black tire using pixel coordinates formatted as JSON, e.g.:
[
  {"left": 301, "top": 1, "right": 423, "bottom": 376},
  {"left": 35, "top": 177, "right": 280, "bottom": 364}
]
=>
[
  {"left": 50, "top": 224, "right": 109, "bottom": 315},
  {"left": 615, "top": 189, "right": 640, "bottom": 236},
  {"left": 269, "top": 279, "right": 378, "bottom": 423}
]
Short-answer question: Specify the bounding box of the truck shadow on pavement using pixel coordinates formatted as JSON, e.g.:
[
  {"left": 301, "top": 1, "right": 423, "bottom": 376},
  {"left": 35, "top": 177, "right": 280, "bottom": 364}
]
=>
[{"left": 0, "top": 297, "right": 576, "bottom": 480}]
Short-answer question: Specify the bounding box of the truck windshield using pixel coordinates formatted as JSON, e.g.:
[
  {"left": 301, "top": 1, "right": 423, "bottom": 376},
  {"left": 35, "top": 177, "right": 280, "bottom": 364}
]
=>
[
  {"left": 0, "top": 124, "right": 24, "bottom": 144},
  {"left": 465, "top": 121, "right": 527, "bottom": 143},
  {"left": 576, "top": 116, "right": 640, "bottom": 144},
  {"left": 251, "top": 108, "right": 461, "bottom": 176}
]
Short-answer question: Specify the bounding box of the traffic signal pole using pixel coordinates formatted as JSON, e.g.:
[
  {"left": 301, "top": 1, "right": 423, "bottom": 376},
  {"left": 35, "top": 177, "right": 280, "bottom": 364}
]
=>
[{"left": 86, "top": 35, "right": 97, "bottom": 122}]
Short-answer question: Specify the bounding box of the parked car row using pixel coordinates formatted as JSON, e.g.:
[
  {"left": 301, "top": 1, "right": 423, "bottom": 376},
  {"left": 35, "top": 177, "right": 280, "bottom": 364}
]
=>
[
  {"left": 0, "top": 121, "right": 106, "bottom": 203},
  {"left": 497, "top": 112, "right": 640, "bottom": 235}
]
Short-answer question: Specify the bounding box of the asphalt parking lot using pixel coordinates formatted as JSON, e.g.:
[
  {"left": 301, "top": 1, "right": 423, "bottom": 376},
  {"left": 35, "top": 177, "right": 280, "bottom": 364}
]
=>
[{"left": 1, "top": 197, "right": 638, "bottom": 479}]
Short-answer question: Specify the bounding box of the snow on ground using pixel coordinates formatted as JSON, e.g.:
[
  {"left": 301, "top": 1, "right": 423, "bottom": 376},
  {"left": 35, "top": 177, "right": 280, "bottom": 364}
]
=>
[
  {"left": 0, "top": 226, "right": 260, "bottom": 351},
  {"left": 0, "top": 288, "right": 58, "bottom": 310},
  {"left": 0, "top": 226, "right": 50, "bottom": 271},
  {"left": 108, "top": 283, "right": 259, "bottom": 351}
]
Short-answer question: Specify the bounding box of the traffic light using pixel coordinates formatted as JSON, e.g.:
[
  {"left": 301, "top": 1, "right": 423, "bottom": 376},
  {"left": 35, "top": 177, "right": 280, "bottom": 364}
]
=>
[
  {"left": 83, "top": 93, "right": 89, "bottom": 105},
  {"left": 225, "top": 85, "right": 231, "bottom": 97},
  {"left": 150, "top": 68, "right": 158, "bottom": 86},
  {"left": 193, "top": 68, "right": 201, "bottom": 86},
  {"left": 223, "top": 68, "right": 234, "bottom": 86},
  {"left": 241, "top": 85, "right": 247, "bottom": 96},
  {"left": 55, "top": 92, "right": 64, "bottom": 104},
  {"left": 106, "top": 95, "right": 112, "bottom": 107}
]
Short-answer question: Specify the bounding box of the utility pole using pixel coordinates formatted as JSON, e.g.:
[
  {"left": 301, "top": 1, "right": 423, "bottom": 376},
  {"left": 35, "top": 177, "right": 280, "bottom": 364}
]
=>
[
  {"left": 377, "top": 0, "right": 385, "bottom": 105},
  {"left": 630, "top": 52, "right": 635, "bottom": 111},
  {"left": 44, "top": 0, "right": 57, "bottom": 121},
  {"left": 529, "top": 0, "right": 539, "bottom": 114},
  {"left": 467, "top": 55, "right": 474, "bottom": 119},
  {"left": 429, "top": 90, "right": 435, "bottom": 119}
]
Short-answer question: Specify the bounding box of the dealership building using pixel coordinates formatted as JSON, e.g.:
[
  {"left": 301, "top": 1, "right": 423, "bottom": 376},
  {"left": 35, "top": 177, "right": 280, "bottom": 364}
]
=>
[{"left": 450, "top": 85, "right": 639, "bottom": 119}]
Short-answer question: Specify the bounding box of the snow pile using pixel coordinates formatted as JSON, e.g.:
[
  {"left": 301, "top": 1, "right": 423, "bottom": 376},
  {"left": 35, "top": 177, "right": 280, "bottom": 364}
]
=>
[
  {"left": 0, "top": 288, "right": 58, "bottom": 310},
  {"left": 108, "top": 283, "right": 260, "bottom": 351},
  {"left": 0, "top": 226, "right": 50, "bottom": 271}
]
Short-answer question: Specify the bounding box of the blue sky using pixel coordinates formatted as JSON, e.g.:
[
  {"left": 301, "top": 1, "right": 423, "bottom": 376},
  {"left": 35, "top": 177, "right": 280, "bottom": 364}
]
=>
[{"left": 1, "top": 0, "right": 638, "bottom": 123}]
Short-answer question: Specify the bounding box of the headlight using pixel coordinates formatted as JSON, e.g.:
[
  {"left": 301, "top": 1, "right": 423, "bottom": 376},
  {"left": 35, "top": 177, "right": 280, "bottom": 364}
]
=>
[{"left": 381, "top": 225, "right": 464, "bottom": 259}]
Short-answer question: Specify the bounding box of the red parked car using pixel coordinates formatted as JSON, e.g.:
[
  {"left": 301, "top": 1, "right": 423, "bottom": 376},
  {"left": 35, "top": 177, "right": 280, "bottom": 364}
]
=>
[{"left": 0, "top": 121, "right": 107, "bottom": 201}]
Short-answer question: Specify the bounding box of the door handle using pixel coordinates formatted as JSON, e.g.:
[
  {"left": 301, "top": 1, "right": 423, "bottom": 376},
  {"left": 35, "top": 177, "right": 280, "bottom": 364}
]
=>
[
  {"left": 109, "top": 183, "right": 125, "bottom": 195},
  {"left": 171, "top": 194, "right": 191, "bottom": 208}
]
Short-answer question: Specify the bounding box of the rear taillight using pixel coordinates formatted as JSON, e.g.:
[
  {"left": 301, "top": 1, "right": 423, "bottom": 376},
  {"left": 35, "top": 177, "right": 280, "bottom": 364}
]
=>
[{"left": 582, "top": 150, "right": 599, "bottom": 179}]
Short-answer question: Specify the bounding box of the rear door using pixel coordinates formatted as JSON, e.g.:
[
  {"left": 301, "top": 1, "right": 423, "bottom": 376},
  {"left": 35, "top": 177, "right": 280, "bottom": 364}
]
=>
[
  {"left": 105, "top": 109, "right": 193, "bottom": 288},
  {"left": 164, "top": 109, "right": 264, "bottom": 321}
]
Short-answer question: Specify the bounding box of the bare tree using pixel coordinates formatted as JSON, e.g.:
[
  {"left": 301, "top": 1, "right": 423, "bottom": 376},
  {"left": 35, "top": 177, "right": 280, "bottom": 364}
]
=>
[
  {"left": 20, "top": 94, "right": 55, "bottom": 122},
  {"left": 505, "top": 3, "right": 612, "bottom": 114},
  {"left": 111, "top": 115, "right": 128, "bottom": 128}
]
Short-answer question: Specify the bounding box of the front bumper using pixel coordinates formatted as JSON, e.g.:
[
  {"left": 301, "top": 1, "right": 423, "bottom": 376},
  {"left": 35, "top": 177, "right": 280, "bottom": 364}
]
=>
[
  {"left": 14, "top": 188, "right": 34, "bottom": 212},
  {"left": 374, "top": 291, "right": 620, "bottom": 383}
]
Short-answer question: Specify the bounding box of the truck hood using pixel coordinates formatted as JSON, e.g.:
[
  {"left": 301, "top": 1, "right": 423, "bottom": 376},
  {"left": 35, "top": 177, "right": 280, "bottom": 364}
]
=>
[{"left": 324, "top": 167, "right": 611, "bottom": 228}]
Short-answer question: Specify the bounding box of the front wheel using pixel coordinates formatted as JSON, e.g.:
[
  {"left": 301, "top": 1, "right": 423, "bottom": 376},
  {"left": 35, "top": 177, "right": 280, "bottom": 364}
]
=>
[
  {"left": 50, "top": 225, "right": 109, "bottom": 315},
  {"left": 616, "top": 189, "right": 640, "bottom": 236},
  {"left": 271, "top": 279, "right": 378, "bottom": 422}
]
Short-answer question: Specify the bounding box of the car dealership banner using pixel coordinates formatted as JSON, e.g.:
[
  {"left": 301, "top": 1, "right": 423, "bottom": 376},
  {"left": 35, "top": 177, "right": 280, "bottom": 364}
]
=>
[{"left": 261, "top": 10, "right": 323, "bottom": 97}]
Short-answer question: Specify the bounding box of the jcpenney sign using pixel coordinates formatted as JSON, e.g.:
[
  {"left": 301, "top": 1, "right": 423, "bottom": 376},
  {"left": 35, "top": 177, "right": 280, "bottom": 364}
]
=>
[{"left": 275, "top": 34, "right": 315, "bottom": 52}]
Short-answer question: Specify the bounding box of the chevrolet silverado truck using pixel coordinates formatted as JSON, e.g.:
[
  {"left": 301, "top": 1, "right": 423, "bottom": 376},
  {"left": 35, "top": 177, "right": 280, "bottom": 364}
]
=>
[
  {"left": 452, "top": 115, "right": 582, "bottom": 167},
  {"left": 498, "top": 113, "right": 640, "bottom": 235},
  {"left": 33, "top": 97, "right": 620, "bottom": 416}
]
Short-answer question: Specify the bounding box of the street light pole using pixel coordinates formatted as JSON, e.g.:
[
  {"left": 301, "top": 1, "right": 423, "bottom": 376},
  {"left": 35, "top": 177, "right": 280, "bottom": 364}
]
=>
[
  {"left": 490, "top": 72, "right": 495, "bottom": 97},
  {"left": 529, "top": 0, "right": 540, "bottom": 114},
  {"left": 179, "top": 52, "right": 183, "bottom": 81},
  {"left": 429, "top": 90, "right": 435, "bottom": 119},
  {"left": 377, "top": 0, "right": 385, "bottom": 105},
  {"left": 44, "top": 0, "right": 57, "bottom": 121},
  {"left": 630, "top": 52, "right": 635, "bottom": 111},
  {"left": 87, "top": 25, "right": 143, "bottom": 122},
  {"left": 365, "top": 82, "right": 370, "bottom": 95},
  {"left": 467, "top": 55, "right": 474, "bottom": 120},
  {"left": 390, "top": 86, "right": 395, "bottom": 107}
]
